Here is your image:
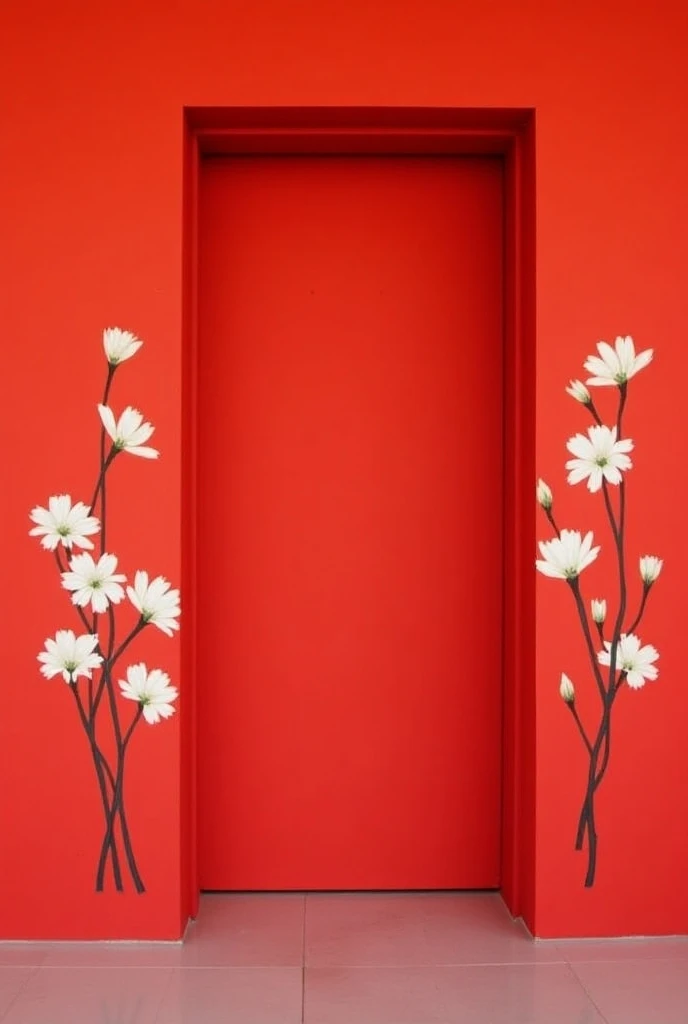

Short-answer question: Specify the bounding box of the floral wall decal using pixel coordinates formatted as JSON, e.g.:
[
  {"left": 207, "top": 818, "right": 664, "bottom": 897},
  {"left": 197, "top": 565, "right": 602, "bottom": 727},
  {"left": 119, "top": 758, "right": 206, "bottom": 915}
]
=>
[
  {"left": 536, "top": 335, "right": 661, "bottom": 888},
  {"left": 29, "top": 328, "right": 180, "bottom": 893}
]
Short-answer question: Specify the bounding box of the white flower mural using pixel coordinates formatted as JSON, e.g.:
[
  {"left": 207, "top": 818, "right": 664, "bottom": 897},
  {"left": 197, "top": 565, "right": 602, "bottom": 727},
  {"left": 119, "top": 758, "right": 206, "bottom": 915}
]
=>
[
  {"left": 565, "top": 425, "right": 633, "bottom": 492},
  {"left": 28, "top": 328, "right": 179, "bottom": 894},
  {"left": 597, "top": 633, "right": 659, "bottom": 691},
  {"left": 103, "top": 327, "right": 143, "bottom": 366},
  {"left": 536, "top": 529, "right": 601, "bottom": 580},
  {"left": 97, "top": 404, "right": 159, "bottom": 459},
  {"left": 29, "top": 495, "right": 100, "bottom": 551},
  {"left": 639, "top": 555, "right": 663, "bottom": 585},
  {"left": 61, "top": 552, "right": 127, "bottom": 613},
  {"left": 38, "top": 630, "right": 103, "bottom": 684},
  {"left": 127, "top": 571, "right": 181, "bottom": 637},
  {"left": 566, "top": 379, "right": 592, "bottom": 404},
  {"left": 584, "top": 335, "right": 653, "bottom": 386},
  {"left": 536, "top": 334, "right": 660, "bottom": 887},
  {"left": 119, "top": 664, "right": 179, "bottom": 724}
]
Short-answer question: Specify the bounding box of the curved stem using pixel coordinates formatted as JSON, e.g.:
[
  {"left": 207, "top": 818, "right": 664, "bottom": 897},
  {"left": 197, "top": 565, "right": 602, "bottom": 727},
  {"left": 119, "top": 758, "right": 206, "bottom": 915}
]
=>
[
  {"left": 544, "top": 508, "right": 561, "bottom": 537},
  {"left": 627, "top": 584, "right": 650, "bottom": 635},
  {"left": 97, "top": 367, "right": 116, "bottom": 550},
  {"left": 568, "top": 577, "right": 608, "bottom": 702},
  {"left": 586, "top": 399, "right": 603, "bottom": 426},
  {"left": 575, "top": 675, "right": 623, "bottom": 847},
  {"left": 111, "top": 619, "right": 146, "bottom": 667},
  {"left": 70, "top": 683, "right": 123, "bottom": 891},
  {"left": 95, "top": 706, "right": 144, "bottom": 892},
  {"left": 116, "top": 778, "right": 146, "bottom": 894},
  {"left": 616, "top": 382, "right": 628, "bottom": 437},
  {"left": 584, "top": 789, "right": 598, "bottom": 887},
  {"left": 568, "top": 703, "right": 593, "bottom": 756},
  {"left": 91, "top": 619, "right": 145, "bottom": 721},
  {"left": 90, "top": 448, "right": 118, "bottom": 516}
]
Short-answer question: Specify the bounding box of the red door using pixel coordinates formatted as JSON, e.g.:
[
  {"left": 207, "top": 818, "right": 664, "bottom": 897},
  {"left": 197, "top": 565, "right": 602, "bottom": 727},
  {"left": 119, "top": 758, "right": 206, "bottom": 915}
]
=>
[{"left": 197, "top": 155, "right": 503, "bottom": 891}]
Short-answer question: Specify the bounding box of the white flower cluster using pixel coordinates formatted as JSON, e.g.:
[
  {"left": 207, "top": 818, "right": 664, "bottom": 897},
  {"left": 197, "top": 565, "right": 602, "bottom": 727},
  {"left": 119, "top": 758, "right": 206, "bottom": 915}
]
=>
[
  {"left": 535, "top": 335, "right": 662, "bottom": 695},
  {"left": 30, "top": 328, "right": 179, "bottom": 724}
]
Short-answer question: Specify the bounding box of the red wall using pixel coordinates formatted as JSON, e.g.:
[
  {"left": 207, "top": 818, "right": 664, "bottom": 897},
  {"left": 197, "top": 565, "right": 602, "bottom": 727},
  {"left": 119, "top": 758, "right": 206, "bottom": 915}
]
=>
[{"left": 1, "top": 0, "right": 687, "bottom": 940}]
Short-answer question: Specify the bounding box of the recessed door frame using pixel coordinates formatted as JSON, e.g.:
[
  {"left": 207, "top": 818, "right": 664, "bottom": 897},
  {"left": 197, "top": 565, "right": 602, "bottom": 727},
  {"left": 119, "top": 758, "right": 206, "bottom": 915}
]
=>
[{"left": 182, "top": 106, "right": 536, "bottom": 925}]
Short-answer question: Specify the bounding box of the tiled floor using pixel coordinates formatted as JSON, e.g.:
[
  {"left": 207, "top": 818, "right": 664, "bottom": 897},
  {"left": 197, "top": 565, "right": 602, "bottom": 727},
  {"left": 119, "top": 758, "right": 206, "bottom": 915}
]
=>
[{"left": 1, "top": 892, "right": 687, "bottom": 1022}]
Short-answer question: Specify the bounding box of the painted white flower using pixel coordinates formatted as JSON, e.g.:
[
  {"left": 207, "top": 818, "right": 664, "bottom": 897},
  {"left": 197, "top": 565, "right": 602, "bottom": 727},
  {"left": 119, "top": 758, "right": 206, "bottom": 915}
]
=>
[
  {"left": 536, "top": 529, "right": 601, "bottom": 580},
  {"left": 103, "top": 327, "right": 143, "bottom": 366},
  {"left": 38, "top": 630, "right": 102, "bottom": 684},
  {"left": 560, "top": 673, "right": 575, "bottom": 703},
  {"left": 127, "top": 571, "right": 180, "bottom": 637},
  {"left": 536, "top": 478, "right": 553, "bottom": 510},
  {"left": 639, "top": 555, "right": 663, "bottom": 585},
  {"left": 566, "top": 379, "right": 591, "bottom": 404},
  {"left": 565, "top": 425, "right": 633, "bottom": 492},
  {"left": 62, "top": 552, "right": 126, "bottom": 613},
  {"left": 119, "top": 663, "right": 178, "bottom": 724},
  {"left": 598, "top": 633, "right": 659, "bottom": 690},
  {"left": 591, "top": 598, "right": 607, "bottom": 624},
  {"left": 97, "top": 405, "right": 158, "bottom": 459},
  {"left": 29, "top": 494, "right": 100, "bottom": 551},
  {"left": 584, "top": 336, "right": 653, "bottom": 387}
]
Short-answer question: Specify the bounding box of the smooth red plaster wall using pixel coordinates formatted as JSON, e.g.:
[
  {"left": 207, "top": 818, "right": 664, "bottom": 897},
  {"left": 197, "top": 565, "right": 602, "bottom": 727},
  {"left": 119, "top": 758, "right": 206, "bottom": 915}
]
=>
[{"left": 1, "top": 0, "right": 687, "bottom": 939}]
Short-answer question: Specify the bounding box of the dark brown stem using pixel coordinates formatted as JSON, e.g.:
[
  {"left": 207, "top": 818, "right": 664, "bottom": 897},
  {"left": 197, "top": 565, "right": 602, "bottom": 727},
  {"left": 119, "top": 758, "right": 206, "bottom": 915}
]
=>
[
  {"left": 568, "top": 702, "right": 592, "bottom": 756},
  {"left": 90, "top": 447, "right": 118, "bottom": 517},
  {"left": 70, "top": 682, "right": 123, "bottom": 891},
  {"left": 568, "top": 577, "right": 608, "bottom": 702},
  {"left": 95, "top": 706, "right": 145, "bottom": 893},
  {"left": 627, "top": 584, "right": 650, "bottom": 635},
  {"left": 544, "top": 507, "right": 561, "bottom": 537},
  {"left": 587, "top": 399, "right": 603, "bottom": 426},
  {"left": 574, "top": 385, "right": 629, "bottom": 886}
]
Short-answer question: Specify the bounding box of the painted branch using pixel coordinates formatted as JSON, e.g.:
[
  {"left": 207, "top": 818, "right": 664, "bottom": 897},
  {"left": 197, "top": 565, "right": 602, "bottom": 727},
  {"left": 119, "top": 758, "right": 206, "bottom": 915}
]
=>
[{"left": 70, "top": 683, "right": 123, "bottom": 891}]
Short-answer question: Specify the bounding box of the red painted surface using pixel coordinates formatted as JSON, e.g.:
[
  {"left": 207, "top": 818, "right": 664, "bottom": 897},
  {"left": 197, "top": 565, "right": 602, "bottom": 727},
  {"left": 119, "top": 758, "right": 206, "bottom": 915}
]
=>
[
  {"left": 0, "top": 0, "right": 687, "bottom": 940},
  {"left": 197, "top": 156, "right": 504, "bottom": 890}
]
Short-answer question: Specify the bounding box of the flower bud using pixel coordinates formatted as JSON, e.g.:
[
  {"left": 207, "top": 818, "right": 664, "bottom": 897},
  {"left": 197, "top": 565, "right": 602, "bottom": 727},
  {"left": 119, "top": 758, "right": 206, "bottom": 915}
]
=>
[
  {"left": 591, "top": 599, "right": 607, "bottom": 624},
  {"left": 639, "top": 555, "right": 663, "bottom": 585},
  {"left": 566, "top": 379, "right": 591, "bottom": 404},
  {"left": 560, "top": 673, "right": 575, "bottom": 703},
  {"left": 536, "top": 478, "right": 553, "bottom": 510}
]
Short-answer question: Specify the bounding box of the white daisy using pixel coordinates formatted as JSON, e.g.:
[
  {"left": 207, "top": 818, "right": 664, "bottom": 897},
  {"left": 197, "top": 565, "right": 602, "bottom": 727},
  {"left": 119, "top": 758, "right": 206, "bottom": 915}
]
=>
[
  {"left": 119, "top": 663, "right": 178, "bottom": 724},
  {"left": 584, "top": 336, "right": 653, "bottom": 387},
  {"left": 536, "top": 529, "right": 601, "bottom": 580},
  {"left": 639, "top": 555, "right": 663, "bottom": 585},
  {"left": 566, "top": 379, "right": 591, "bottom": 404},
  {"left": 536, "top": 478, "right": 553, "bottom": 510},
  {"left": 560, "top": 673, "right": 575, "bottom": 703},
  {"left": 127, "top": 571, "right": 180, "bottom": 637},
  {"left": 591, "top": 599, "right": 607, "bottom": 624},
  {"left": 29, "top": 494, "right": 100, "bottom": 551},
  {"left": 62, "top": 552, "right": 127, "bottom": 613},
  {"left": 38, "top": 630, "right": 102, "bottom": 684},
  {"left": 566, "top": 425, "right": 633, "bottom": 492},
  {"left": 598, "top": 633, "right": 659, "bottom": 690},
  {"left": 103, "top": 327, "right": 143, "bottom": 366},
  {"left": 97, "top": 405, "right": 159, "bottom": 459}
]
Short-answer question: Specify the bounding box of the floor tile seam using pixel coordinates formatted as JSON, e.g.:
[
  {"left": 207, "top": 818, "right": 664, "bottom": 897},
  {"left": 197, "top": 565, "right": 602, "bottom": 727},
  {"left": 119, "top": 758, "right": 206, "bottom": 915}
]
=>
[
  {"left": 564, "top": 961, "right": 612, "bottom": 1024},
  {"left": 0, "top": 964, "right": 41, "bottom": 1023},
  {"left": 32, "top": 962, "right": 305, "bottom": 970},
  {"left": 560, "top": 953, "right": 688, "bottom": 965},
  {"left": 33, "top": 964, "right": 185, "bottom": 971},
  {"left": 302, "top": 894, "right": 308, "bottom": 1023},
  {"left": 303, "top": 1018, "right": 458, "bottom": 1024},
  {"left": 303, "top": 960, "right": 570, "bottom": 971}
]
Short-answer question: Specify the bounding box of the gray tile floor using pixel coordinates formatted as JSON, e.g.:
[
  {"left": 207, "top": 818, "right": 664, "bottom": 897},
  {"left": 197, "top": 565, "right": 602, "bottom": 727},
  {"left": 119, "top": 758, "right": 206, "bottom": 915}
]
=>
[{"left": 1, "top": 892, "right": 687, "bottom": 1022}]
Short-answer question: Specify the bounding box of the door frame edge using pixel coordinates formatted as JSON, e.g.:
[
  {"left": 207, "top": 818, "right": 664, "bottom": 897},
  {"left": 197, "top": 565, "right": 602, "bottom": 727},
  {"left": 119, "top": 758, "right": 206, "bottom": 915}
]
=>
[{"left": 181, "top": 105, "right": 537, "bottom": 931}]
